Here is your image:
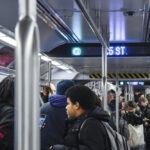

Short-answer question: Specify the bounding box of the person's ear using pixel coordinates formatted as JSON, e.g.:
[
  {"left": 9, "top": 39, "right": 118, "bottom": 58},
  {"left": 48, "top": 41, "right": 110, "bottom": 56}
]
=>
[{"left": 74, "top": 101, "right": 80, "bottom": 110}]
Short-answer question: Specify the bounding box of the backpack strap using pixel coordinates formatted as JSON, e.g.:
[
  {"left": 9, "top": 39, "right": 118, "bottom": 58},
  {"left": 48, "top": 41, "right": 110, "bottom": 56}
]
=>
[
  {"left": 78, "top": 117, "right": 111, "bottom": 150},
  {"left": 78, "top": 117, "right": 93, "bottom": 140}
]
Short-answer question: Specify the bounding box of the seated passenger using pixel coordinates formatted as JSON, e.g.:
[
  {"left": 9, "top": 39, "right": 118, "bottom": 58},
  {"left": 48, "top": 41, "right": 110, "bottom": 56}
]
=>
[
  {"left": 0, "top": 76, "right": 14, "bottom": 150},
  {"left": 50, "top": 85, "right": 111, "bottom": 150},
  {"left": 40, "top": 80, "right": 74, "bottom": 150}
]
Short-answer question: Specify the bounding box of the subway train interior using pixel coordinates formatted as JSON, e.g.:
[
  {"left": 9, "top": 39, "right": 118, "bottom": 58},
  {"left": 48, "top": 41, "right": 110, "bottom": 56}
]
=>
[{"left": 1, "top": 0, "right": 150, "bottom": 150}]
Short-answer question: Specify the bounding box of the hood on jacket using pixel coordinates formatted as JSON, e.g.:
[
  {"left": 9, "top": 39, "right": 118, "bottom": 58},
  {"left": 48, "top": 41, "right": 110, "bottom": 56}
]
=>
[
  {"left": 88, "top": 106, "right": 110, "bottom": 122},
  {"left": 49, "top": 94, "right": 67, "bottom": 107}
]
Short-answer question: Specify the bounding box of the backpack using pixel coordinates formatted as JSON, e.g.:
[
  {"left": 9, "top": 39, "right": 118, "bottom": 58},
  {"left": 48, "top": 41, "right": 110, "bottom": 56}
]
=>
[
  {"left": 79, "top": 117, "right": 130, "bottom": 150},
  {"left": 111, "top": 112, "right": 130, "bottom": 140}
]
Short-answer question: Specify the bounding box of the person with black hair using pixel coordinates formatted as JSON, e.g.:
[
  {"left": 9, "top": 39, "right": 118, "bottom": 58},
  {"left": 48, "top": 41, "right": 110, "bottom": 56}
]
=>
[
  {"left": 50, "top": 85, "right": 111, "bottom": 150},
  {"left": 0, "top": 76, "right": 14, "bottom": 150}
]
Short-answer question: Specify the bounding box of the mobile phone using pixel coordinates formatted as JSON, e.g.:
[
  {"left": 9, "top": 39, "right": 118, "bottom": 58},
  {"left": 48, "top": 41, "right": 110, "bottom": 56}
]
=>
[{"left": 40, "top": 114, "right": 46, "bottom": 128}]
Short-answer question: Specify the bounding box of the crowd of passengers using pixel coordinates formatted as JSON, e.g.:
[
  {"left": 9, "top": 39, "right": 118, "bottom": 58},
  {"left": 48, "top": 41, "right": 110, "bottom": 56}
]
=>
[{"left": 0, "top": 76, "right": 150, "bottom": 150}]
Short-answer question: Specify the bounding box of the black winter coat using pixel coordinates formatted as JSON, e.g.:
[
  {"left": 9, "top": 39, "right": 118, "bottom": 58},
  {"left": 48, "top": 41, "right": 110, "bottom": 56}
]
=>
[
  {"left": 52, "top": 106, "right": 111, "bottom": 150},
  {"left": 0, "top": 104, "right": 14, "bottom": 150},
  {"left": 123, "top": 110, "right": 143, "bottom": 126}
]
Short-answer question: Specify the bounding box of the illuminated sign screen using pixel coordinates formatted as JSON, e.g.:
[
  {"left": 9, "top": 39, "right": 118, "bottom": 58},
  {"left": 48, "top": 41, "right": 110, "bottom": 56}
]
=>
[
  {"left": 119, "top": 81, "right": 144, "bottom": 86},
  {"left": 71, "top": 47, "right": 82, "bottom": 56},
  {"left": 107, "top": 46, "right": 127, "bottom": 56},
  {"left": 70, "top": 45, "right": 128, "bottom": 57},
  {"left": 46, "top": 43, "right": 150, "bottom": 57}
]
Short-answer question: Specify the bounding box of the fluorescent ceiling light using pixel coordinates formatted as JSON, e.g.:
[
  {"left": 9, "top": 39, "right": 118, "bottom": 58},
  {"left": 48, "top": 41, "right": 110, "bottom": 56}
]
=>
[
  {"left": 51, "top": 61, "right": 60, "bottom": 66},
  {"left": 66, "top": 70, "right": 72, "bottom": 73},
  {"left": 40, "top": 55, "right": 70, "bottom": 70},
  {"left": 41, "top": 56, "right": 52, "bottom": 62},
  {"left": 0, "top": 32, "right": 16, "bottom": 47},
  {"left": 38, "top": 53, "right": 42, "bottom": 56},
  {"left": 57, "top": 65, "right": 69, "bottom": 70}
]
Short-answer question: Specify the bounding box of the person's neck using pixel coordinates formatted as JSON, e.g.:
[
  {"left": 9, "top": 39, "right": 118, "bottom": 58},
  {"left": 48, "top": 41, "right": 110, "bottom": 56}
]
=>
[{"left": 75, "top": 108, "right": 85, "bottom": 118}]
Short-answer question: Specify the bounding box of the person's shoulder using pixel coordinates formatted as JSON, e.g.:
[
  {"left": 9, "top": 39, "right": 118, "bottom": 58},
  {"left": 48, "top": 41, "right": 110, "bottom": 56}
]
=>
[
  {"left": 82, "top": 117, "right": 105, "bottom": 131},
  {"left": 40, "top": 102, "right": 51, "bottom": 113}
]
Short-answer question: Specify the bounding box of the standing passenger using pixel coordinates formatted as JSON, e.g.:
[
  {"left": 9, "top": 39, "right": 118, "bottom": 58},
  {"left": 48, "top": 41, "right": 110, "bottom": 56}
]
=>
[
  {"left": 50, "top": 85, "right": 111, "bottom": 150},
  {"left": 0, "top": 76, "right": 15, "bottom": 150},
  {"left": 40, "top": 80, "right": 74, "bottom": 150}
]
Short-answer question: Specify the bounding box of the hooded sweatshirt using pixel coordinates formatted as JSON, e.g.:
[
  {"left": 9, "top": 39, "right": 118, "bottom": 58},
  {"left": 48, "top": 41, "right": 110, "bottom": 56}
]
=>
[{"left": 40, "top": 94, "right": 67, "bottom": 150}]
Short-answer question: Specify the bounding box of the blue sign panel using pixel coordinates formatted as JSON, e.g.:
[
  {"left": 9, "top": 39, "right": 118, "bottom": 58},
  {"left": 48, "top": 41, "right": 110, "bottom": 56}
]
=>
[{"left": 107, "top": 46, "right": 127, "bottom": 56}]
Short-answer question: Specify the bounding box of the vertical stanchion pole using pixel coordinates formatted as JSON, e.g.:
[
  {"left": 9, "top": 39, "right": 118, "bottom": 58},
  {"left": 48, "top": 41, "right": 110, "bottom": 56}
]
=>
[
  {"left": 116, "top": 74, "right": 119, "bottom": 131},
  {"left": 102, "top": 46, "right": 107, "bottom": 110},
  {"left": 48, "top": 61, "right": 52, "bottom": 87},
  {"left": 125, "top": 86, "right": 127, "bottom": 102},
  {"left": 15, "top": 0, "right": 40, "bottom": 150}
]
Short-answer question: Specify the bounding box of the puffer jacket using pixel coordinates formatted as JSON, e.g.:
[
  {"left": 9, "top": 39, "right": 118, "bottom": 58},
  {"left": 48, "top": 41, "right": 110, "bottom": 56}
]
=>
[
  {"left": 123, "top": 110, "right": 143, "bottom": 126},
  {"left": 0, "top": 104, "right": 14, "bottom": 150},
  {"left": 52, "top": 106, "right": 111, "bottom": 150}
]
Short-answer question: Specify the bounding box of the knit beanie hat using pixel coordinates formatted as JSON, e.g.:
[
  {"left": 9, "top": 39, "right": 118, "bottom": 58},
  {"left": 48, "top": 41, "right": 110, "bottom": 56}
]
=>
[{"left": 56, "top": 80, "right": 74, "bottom": 95}]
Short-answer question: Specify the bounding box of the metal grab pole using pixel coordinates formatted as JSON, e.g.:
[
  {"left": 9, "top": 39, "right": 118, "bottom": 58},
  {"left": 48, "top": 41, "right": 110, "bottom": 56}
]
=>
[
  {"left": 75, "top": 0, "right": 108, "bottom": 110},
  {"left": 75, "top": 0, "right": 108, "bottom": 48},
  {"left": 116, "top": 74, "right": 119, "bottom": 131},
  {"left": 102, "top": 47, "right": 107, "bottom": 110},
  {"left": 48, "top": 61, "right": 52, "bottom": 86},
  {"left": 15, "top": 0, "right": 40, "bottom": 150}
]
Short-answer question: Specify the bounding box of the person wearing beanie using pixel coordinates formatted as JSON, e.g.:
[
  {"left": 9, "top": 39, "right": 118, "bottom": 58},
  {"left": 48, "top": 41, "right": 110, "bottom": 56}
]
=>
[{"left": 40, "top": 80, "right": 74, "bottom": 150}]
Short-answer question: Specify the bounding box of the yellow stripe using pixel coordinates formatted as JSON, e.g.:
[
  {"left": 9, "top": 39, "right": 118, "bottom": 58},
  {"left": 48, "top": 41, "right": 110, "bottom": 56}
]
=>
[
  {"left": 136, "top": 73, "right": 142, "bottom": 78},
  {"left": 141, "top": 73, "right": 147, "bottom": 79},
  {"left": 110, "top": 73, "right": 116, "bottom": 79},
  {"left": 131, "top": 73, "right": 137, "bottom": 78},
  {"left": 146, "top": 73, "right": 149, "bottom": 78},
  {"left": 95, "top": 74, "right": 100, "bottom": 79},
  {"left": 98, "top": 73, "right": 102, "bottom": 78},
  {"left": 121, "top": 73, "right": 126, "bottom": 79},
  {"left": 118, "top": 74, "right": 121, "bottom": 79},
  {"left": 89, "top": 74, "right": 95, "bottom": 78},
  {"left": 126, "top": 73, "right": 132, "bottom": 79},
  {"left": 107, "top": 75, "right": 111, "bottom": 79}
]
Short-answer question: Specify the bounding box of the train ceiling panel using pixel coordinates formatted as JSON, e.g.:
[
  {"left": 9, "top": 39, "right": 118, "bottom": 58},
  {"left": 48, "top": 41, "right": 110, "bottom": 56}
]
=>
[{"left": 0, "top": 0, "right": 150, "bottom": 76}]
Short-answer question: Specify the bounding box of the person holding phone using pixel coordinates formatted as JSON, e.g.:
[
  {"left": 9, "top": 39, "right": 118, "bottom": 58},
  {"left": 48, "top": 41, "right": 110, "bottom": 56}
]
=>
[{"left": 40, "top": 80, "right": 74, "bottom": 150}]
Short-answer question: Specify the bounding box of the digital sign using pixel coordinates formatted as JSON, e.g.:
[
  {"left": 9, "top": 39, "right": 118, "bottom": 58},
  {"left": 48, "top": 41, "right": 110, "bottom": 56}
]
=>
[
  {"left": 119, "top": 81, "right": 144, "bottom": 86},
  {"left": 71, "top": 45, "right": 128, "bottom": 57},
  {"left": 72, "top": 47, "right": 82, "bottom": 56},
  {"left": 46, "top": 43, "right": 150, "bottom": 57},
  {"left": 107, "top": 46, "right": 127, "bottom": 56}
]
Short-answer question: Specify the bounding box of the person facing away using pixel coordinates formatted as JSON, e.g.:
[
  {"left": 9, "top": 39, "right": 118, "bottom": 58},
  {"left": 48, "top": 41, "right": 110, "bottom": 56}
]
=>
[
  {"left": 0, "top": 76, "right": 15, "bottom": 150},
  {"left": 40, "top": 80, "right": 74, "bottom": 150},
  {"left": 50, "top": 85, "right": 111, "bottom": 150}
]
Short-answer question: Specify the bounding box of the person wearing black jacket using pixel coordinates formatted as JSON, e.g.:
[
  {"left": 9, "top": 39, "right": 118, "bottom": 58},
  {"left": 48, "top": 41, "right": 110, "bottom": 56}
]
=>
[
  {"left": 139, "top": 97, "right": 150, "bottom": 149},
  {"left": 0, "top": 76, "right": 14, "bottom": 150},
  {"left": 123, "top": 101, "right": 143, "bottom": 126},
  {"left": 50, "top": 85, "right": 111, "bottom": 150}
]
